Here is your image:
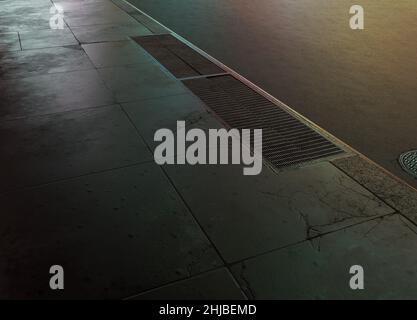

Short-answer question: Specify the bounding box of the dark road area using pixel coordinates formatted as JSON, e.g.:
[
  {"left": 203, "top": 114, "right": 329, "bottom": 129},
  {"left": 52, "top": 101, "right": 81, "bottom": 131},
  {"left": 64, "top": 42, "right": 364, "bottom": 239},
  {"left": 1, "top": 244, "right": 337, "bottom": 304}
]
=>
[{"left": 128, "top": 0, "right": 417, "bottom": 187}]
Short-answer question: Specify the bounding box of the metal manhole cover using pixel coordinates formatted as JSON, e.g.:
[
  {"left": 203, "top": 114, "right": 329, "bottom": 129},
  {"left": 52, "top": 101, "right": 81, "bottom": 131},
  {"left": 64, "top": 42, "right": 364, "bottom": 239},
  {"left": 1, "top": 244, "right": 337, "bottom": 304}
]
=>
[{"left": 399, "top": 150, "right": 417, "bottom": 177}]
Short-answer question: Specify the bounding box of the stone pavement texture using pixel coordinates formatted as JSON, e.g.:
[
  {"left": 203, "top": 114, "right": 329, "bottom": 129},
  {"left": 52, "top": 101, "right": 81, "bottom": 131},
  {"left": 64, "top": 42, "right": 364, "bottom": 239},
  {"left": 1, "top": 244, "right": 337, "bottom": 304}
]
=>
[{"left": 1, "top": 0, "right": 417, "bottom": 299}]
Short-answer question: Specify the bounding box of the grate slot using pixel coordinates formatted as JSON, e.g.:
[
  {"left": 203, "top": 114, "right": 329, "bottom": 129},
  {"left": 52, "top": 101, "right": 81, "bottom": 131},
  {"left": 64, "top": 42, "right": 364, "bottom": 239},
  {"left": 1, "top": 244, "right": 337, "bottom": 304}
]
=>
[
  {"left": 133, "top": 35, "right": 224, "bottom": 78},
  {"left": 183, "top": 75, "right": 344, "bottom": 169}
]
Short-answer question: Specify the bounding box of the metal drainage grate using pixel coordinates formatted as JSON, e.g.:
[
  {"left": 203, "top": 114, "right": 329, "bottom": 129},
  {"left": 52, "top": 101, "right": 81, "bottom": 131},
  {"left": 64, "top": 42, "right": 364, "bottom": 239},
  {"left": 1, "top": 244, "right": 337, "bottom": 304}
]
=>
[
  {"left": 399, "top": 150, "right": 417, "bottom": 178},
  {"left": 133, "top": 34, "right": 224, "bottom": 78},
  {"left": 134, "top": 33, "right": 344, "bottom": 169},
  {"left": 183, "top": 75, "right": 344, "bottom": 169}
]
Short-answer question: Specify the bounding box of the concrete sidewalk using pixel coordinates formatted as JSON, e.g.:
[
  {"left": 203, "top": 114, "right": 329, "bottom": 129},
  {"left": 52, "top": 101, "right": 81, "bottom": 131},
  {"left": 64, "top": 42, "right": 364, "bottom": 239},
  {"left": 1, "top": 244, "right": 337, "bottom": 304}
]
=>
[{"left": 1, "top": 0, "right": 417, "bottom": 299}]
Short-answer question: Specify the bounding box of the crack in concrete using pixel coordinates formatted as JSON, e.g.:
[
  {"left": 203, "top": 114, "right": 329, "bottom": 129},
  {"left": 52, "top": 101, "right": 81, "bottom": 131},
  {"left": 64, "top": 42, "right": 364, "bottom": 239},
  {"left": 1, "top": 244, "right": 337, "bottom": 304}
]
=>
[{"left": 236, "top": 262, "right": 256, "bottom": 300}]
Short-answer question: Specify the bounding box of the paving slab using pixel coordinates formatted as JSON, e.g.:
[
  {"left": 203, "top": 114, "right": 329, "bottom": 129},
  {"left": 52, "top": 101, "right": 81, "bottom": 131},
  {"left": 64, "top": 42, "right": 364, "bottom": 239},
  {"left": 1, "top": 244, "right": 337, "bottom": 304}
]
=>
[
  {"left": 97, "top": 64, "right": 188, "bottom": 103},
  {"left": 130, "top": 268, "right": 245, "bottom": 300},
  {"left": 111, "top": 0, "right": 140, "bottom": 14},
  {"left": 0, "top": 12, "right": 56, "bottom": 33},
  {"left": 20, "top": 28, "right": 78, "bottom": 50},
  {"left": 0, "top": 162, "right": 222, "bottom": 299},
  {"left": 130, "top": 13, "right": 170, "bottom": 34},
  {"left": 1, "top": 0, "right": 52, "bottom": 7},
  {"left": 1, "top": 0, "right": 415, "bottom": 300},
  {"left": 64, "top": 2, "right": 138, "bottom": 27},
  {"left": 333, "top": 155, "right": 417, "bottom": 224},
  {"left": 0, "top": 1, "right": 52, "bottom": 17},
  {"left": 82, "top": 40, "right": 153, "bottom": 68},
  {"left": 231, "top": 214, "right": 417, "bottom": 299},
  {"left": 123, "top": 92, "right": 226, "bottom": 166},
  {"left": 0, "top": 45, "right": 94, "bottom": 80},
  {"left": 0, "top": 69, "right": 115, "bottom": 120},
  {"left": 0, "top": 32, "right": 21, "bottom": 52},
  {"left": 163, "top": 161, "right": 393, "bottom": 263},
  {"left": 0, "top": 105, "right": 151, "bottom": 191},
  {"left": 122, "top": 93, "right": 223, "bottom": 149},
  {"left": 54, "top": 0, "right": 119, "bottom": 13},
  {"left": 71, "top": 23, "right": 151, "bottom": 43}
]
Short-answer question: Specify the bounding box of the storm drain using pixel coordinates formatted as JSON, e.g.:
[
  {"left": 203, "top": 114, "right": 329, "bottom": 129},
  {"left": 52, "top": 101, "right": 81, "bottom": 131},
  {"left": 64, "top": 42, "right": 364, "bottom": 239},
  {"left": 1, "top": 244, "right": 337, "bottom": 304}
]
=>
[
  {"left": 183, "top": 75, "right": 344, "bottom": 168},
  {"left": 399, "top": 150, "right": 417, "bottom": 178},
  {"left": 133, "top": 34, "right": 224, "bottom": 78},
  {"left": 134, "top": 34, "right": 344, "bottom": 169}
]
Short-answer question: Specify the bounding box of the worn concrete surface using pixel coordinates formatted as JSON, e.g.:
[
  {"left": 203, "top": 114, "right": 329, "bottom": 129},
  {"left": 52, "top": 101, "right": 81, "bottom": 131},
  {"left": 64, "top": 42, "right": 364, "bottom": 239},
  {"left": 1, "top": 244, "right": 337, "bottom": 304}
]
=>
[
  {"left": 97, "top": 64, "right": 187, "bottom": 102},
  {"left": 333, "top": 155, "right": 417, "bottom": 224},
  {"left": 1, "top": 163, "right": 222, "bottom": 299},
  {"left": 0, "top": 69, "right": 115, "bottom": 119},
  {"left": 231, "top": 214, "right": 417, "bottom": 299},
  {"left": 0, "top": 46, "right": 94, "bottom": 79},
  {"left": 123, "top": 93, "right": 223, "bottom": 150},
  {"left": 129, "top": 268, "right": 246, "bottom": 300},
  {"left": 82, "top": 40, "right": 152, "bottom": 67},
  {"left": 71, "top": 23, "right": 151, "bottom": 43},
  {"left": 0, "top": 32, "right": 21, "bottom": 52},
  {"left": 163, "top": 162, "right": 393, "bottom": 263},
  {"left": 0, "top": 105, "right": 152, "bottom": 191},
  {"left": 1, "top": 0, "right": 417, "bottom": 300}
]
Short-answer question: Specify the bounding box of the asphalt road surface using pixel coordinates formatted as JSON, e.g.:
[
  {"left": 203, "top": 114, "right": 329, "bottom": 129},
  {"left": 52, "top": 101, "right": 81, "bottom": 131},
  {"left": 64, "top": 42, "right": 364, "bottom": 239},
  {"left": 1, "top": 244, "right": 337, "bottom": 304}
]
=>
[{"left": 128, "top": 0, "right": 417, "bottom": 188}]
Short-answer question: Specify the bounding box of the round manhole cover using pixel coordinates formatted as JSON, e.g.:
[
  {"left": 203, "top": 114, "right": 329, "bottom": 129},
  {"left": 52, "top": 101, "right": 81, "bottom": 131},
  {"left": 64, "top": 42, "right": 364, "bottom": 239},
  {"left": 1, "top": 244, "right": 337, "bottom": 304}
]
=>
[{"left": 399, "top": 150, "right": 417, "bottom": 178}]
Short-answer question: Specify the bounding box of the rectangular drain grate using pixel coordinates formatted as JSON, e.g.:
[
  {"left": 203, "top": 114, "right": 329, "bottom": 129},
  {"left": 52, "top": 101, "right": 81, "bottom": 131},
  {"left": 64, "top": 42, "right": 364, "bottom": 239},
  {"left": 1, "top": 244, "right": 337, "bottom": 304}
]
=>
[
  {"left": 135, "top": 33, "right": 344, "bottom": 168},
  {"left": 183, "top": 75, "right": 344, "bottom": 168},
  {"left": 133, "top": 34, "right": 224, "bottom": 78}
]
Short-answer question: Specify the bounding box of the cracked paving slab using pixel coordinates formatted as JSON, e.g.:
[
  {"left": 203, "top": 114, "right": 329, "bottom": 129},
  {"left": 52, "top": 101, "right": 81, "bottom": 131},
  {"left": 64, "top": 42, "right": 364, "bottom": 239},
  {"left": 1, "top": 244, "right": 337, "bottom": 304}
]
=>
[
  {"left": 128, "top": 268, "right": 246, "bottom": 300},
  {"left": 163, "top": 160, "right": 394, "bottom": 263},
  {"left": 333, "top": 155, "right": 417, "bottom": 224},
  {"left": 0, "top": 162, "right": 222, "bottom": 299},
  {"left": 231, "top": 214, "right": 417, "bottom": 299}
]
